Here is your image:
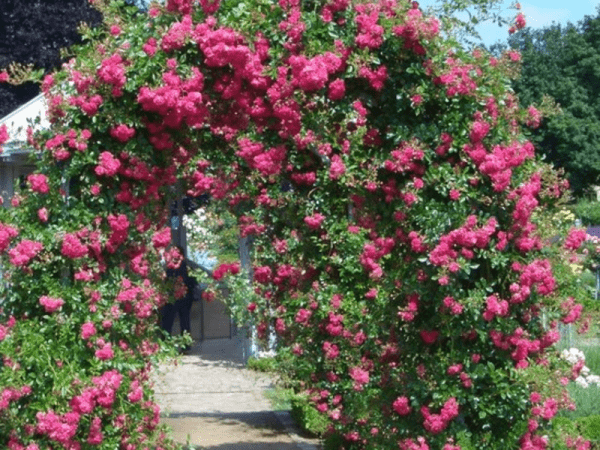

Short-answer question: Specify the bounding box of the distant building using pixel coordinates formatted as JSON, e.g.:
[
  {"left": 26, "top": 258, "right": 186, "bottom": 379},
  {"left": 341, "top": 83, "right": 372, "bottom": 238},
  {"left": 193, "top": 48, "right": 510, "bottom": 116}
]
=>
[
  {"left": 0, "top": 94, "right": 47, "bottom": 206},
  {"left": 588, "top": 226, "right": 600, "bottom": 239},
  {"left": 0, "top": 95, "right": 247, "bottom": 354}
]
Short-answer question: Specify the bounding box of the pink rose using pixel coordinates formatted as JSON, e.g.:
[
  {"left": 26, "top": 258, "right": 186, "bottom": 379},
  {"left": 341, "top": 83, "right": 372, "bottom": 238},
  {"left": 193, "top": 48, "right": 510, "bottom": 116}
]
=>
[
  {"left": 39, "top": 296, "right": 64, "bottom": 313},
  {"left": 304, "top": 213, "right": 325, "bottom": 230},
  {"left": 95, "top": 342, "right": 114, "bottom": 360},
  {"left": 420, "top": 329, "right": 439, "bottom": 344},
  {"left": 393, "top": 396, "right": 411, "bottom": 415},
  {"left": 81, "top": 322, "right": 97, "bottom": 340},
  {"left": 27, "top": 174, "right": 50, "bottom": 194},
  {"left": 38, "top": 208, "right": 49, "bottom": 223}
]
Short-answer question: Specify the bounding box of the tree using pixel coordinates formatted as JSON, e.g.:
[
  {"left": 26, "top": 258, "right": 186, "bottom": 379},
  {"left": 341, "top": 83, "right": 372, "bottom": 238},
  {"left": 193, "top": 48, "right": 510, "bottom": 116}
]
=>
[
  {"left": 0, "top": 0, "right": 103, "bottom": 118},
  {"left": 0, "top": 0, "right": 149, "bottom": 118},
  {"left": 508, "top": 9, "right": 600, "bottom": 195}
]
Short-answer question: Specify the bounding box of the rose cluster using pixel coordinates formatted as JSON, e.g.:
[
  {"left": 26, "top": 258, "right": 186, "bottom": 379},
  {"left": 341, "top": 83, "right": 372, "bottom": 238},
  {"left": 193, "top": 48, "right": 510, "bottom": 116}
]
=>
[{"left": 0, "top": 0, "right": 589, "bottom": 448}]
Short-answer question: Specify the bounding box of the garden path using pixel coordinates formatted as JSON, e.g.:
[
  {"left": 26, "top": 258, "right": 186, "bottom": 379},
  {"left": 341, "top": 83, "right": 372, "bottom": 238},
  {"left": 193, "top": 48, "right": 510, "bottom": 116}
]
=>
[{"left": 153, "top": 337, "right": 322, "bottom": 450}]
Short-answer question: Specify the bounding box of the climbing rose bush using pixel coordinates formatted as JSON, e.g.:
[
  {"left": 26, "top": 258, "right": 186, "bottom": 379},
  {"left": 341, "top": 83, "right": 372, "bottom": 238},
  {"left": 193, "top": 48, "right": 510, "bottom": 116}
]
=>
[{"left": 0, "top": 0, "right": 591, "bottom": 448}]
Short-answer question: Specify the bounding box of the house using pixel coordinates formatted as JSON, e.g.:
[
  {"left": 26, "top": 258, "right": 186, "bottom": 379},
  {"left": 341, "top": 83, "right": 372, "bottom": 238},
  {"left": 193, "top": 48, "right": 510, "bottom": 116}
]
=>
[
  {"left": 0, "top": 94, "right": 47, "bottom": 205},
  {"left": 0, "top": 94, "right": 254, "bottom": 359}
]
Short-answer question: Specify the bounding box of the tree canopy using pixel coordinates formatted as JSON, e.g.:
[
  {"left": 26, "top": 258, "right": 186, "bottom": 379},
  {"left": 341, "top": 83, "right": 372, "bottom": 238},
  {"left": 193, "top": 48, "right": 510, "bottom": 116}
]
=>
[
  {"left": 508, "top": 8, "right": 600, "bottom": 195},
  {"left": 0, "top": 0, "right": 147, "bottom": 118}
]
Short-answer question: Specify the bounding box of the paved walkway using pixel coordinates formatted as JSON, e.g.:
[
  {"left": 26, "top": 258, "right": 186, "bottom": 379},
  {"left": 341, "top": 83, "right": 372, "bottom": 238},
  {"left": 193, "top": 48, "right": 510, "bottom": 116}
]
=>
[{"left": 152, "top": 337, "right": 322, "bottom": 450}]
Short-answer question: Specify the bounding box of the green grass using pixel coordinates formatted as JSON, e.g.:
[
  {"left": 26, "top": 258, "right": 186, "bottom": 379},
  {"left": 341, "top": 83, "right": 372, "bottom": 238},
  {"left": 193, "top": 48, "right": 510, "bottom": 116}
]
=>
[
  {"left": 559, "top": 383, "right": 600, "bottom": 420},
  {"left": 558, "top": 343, "right": 600, "bottom": 422},
  {"left": 246, "top": 355, "right": 279, "bottom": 373},
  {"left": 580, "top": 345, "right": 600, "bottom": 375},
  {"left": 263, "top": 386, "right": 295, "bottom": 411},
  {"left": 263, "top": 385, "right": 330, "bottom": 437}
]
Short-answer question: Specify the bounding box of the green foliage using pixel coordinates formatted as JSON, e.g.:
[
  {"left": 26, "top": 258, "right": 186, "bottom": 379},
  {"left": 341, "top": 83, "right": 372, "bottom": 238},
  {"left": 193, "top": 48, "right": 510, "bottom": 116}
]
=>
[
  {"left": 508, "top": 12, "right": 600, "bottom": 195},
  {"left": 454, "top": 430, "right": 491, "bottom": 450},
  {"left": 253, "top": 360, "right": 331, "bottom": 436},
  {"left": 552, "top": 416, "right": 600, "bottom": 449},
  {"left": 246, "top": 356, "right": 279, "bottom": 373},
  {"left": 262, "top": 386, "right": 295, "bottom": 411},
  {"left": 580, "top": 270, "right": 597, "bottom": 292},
  {"left": 184, "top": 206, "right": 240, "bottom": 266},
  {"left": 290, "top": 394, "right": 331, "bottom": 437},
  {"left": 211, "top": 211, "right": 240, "bottom": 264},
  {"left": 559, "top": 384, "right": 600, "bottom": 420},
  {"left": 190, "top": 268, "right": 262, "bottom": 328},
  {"left": 578, "top": 415, "right": 600, "bottom": 445},
  {"left": 550, "top": 417, "right": 578, "bottom": 450},
  {"left": 572, "top": 199, "right": 600, "bottom": 226},
  {"left": 253, "top": 350, "right": 332, "bottom": 438}
]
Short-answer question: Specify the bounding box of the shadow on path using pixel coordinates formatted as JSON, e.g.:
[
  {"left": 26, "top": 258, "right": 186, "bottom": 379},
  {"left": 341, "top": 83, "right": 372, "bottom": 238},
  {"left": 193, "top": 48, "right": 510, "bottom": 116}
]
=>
[
  {"left": 154, "top": 338, "right": 321, "bottom": 450},
  {"left": 162, "top": 412, "right": 306, "bottom": 450}
]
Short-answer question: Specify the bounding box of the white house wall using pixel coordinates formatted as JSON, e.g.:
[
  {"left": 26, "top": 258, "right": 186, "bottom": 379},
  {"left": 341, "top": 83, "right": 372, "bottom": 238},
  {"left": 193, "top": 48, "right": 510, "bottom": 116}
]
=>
[{"left": 0, "top": 94, "right": 46, "bottom": 207}]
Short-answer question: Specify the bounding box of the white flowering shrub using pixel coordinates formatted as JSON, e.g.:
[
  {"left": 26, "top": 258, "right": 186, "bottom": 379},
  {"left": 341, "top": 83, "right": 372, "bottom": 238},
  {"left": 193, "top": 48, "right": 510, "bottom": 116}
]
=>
[
  {"left": 561, "top": 348, "right": 600, "bottom": 388},
  {"left": 183, "top": 207, "right": 220, "bottom": 255}
]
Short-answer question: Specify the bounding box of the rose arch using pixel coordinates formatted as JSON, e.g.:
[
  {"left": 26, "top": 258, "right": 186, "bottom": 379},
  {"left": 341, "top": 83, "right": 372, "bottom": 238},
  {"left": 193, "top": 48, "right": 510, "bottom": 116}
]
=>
[{"left": 0, "top": 0, "right": 591, "bottom": 449}]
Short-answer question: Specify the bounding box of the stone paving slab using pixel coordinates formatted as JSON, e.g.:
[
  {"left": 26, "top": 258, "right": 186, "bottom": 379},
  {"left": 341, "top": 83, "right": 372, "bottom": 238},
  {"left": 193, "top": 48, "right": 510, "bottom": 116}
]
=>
[
  {"left": 152, "top": 339, "right": 322, "bottom": 450},
  {"left": 158, "top": 392, "right": 271, "bottom": 415},
  {"left": 162, "top": 413, "right": 307, "bottom": 449}
]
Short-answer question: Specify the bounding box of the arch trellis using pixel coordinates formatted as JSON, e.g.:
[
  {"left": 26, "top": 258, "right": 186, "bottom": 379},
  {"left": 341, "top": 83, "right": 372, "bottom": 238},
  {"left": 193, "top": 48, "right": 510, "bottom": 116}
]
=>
[{"left": 0, "top": 0, "right": 589, "bottom": 449}]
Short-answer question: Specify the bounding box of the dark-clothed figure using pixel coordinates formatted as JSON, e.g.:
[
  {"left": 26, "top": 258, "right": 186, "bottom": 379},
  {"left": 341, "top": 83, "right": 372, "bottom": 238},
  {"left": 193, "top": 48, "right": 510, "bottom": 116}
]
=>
[{"left": 162, "top": 255, "right": 197, "bottom": 337}]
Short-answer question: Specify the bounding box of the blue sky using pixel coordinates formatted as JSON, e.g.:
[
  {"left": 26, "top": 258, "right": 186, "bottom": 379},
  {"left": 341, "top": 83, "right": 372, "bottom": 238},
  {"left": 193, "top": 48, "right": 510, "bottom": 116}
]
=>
[{"left": 417, "top": 0, "right": 600, "bottom": 47}]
